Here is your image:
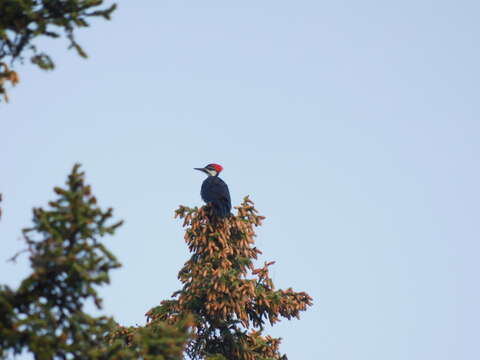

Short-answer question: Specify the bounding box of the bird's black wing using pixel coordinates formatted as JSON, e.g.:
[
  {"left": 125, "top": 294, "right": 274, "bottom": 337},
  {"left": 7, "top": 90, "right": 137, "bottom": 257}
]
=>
[{"left": 201, "top": 176, "right": 232, "bottom": 217}]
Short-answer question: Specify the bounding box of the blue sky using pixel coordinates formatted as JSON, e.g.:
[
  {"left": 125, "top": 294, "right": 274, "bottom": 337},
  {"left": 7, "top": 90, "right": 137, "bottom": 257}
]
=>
[{"left": 1, "top": 1, "right": 479, "bottom": 359}]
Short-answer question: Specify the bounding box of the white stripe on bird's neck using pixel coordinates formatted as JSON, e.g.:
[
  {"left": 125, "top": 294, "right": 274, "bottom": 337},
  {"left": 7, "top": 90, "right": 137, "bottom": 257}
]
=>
[{"left": 206, "top": 169, "right": 218, "bottom": 176}]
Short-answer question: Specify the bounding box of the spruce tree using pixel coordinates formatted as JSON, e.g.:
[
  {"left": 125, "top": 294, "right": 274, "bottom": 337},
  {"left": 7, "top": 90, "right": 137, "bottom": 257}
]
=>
[
  {"left": 142, "top": 198, "right": 313, "bottom": 360},
  {"left": 0, "top": 164, "right": 122, "bottom": 359},
  {"left": 0, "top": 165, "right": 189, "bottom": 359}
]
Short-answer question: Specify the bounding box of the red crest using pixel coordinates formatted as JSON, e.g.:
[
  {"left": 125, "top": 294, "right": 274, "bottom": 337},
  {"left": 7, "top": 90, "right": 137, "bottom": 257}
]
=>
[{"left": 208, "top": 163, "right": 223, "bottom": 173}]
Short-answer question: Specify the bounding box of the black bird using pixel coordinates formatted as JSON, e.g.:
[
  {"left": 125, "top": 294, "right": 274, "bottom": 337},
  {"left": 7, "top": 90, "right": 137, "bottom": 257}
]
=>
[{"left": 194, "top": 163, "right": 231, "bottom": 218}]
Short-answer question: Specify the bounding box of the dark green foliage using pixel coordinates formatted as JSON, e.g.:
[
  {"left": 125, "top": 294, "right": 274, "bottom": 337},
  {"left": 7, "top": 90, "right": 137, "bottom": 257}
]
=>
[
  {"left": 0, "top": 0, "right": 117, "bottom": 101},
  {"left": 0, "top": 164, "right": 122, "bottom": 359},
  {"left": 0, "top": 165, "right": 190, "bottom": 359},
  {"left": 108, "top": 317, "right": 192, "bottom": 360}
]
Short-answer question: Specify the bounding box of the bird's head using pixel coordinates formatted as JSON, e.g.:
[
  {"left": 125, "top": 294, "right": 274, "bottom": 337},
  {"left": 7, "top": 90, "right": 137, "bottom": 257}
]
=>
[{"left": 194, "top": 163, "right": 223, "bottom": 177}]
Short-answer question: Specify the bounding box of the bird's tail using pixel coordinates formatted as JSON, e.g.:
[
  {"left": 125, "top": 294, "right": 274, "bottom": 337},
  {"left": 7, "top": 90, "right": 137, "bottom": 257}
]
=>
[
  {"left": 211, "top": 202, "right": 231, "bottom": 218},
  {"left": 205, "top": 202, "right": 231, "bottom": 220}
]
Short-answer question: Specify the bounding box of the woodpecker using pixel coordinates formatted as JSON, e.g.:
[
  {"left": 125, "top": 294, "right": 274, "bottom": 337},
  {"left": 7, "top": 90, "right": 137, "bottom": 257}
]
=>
[{"left": 194, "top": 163, "right": 232, "bottom": 218}]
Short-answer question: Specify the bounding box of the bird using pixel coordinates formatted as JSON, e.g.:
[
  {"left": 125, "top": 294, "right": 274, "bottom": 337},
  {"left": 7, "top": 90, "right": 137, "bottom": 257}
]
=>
[{"left": 194, "top": 163, "right": 232, "bottom": 218}]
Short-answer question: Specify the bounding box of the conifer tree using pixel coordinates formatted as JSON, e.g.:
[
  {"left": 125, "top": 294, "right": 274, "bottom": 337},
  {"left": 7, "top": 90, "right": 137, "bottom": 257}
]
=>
[
  {"left": 142, "top": 199, "right": 313, "bottom": 360},
  {"left": 0, "top": 164, "right": 122, "bottom": 359},
  {"left": 0, "top": 165, "right": 189, "bottom": 359}
]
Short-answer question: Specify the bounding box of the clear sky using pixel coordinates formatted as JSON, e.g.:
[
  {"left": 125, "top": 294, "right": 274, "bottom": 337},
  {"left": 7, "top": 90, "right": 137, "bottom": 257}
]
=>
[{"left": 1, "top": 1, "right": 479, "bottom": 359}]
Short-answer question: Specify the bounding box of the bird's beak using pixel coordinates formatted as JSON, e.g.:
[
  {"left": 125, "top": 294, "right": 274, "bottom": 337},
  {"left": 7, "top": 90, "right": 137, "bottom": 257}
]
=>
[{"left": 194, "top": 167, "right": 208, "bottom": 174}]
